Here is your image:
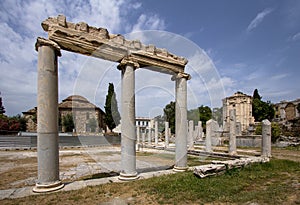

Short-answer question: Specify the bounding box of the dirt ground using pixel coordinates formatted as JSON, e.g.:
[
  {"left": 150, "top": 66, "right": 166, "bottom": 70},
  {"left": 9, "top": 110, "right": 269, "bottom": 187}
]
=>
[{"left": 0, "top": 146, "right": 298, "bottom": 191}]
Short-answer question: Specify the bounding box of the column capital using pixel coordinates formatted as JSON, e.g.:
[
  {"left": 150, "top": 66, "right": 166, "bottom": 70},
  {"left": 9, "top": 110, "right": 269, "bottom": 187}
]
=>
[
  {"left": 171, "top": 72, "right": 191, "bottom": 81},
  {"left": 35, "top": 37, "right": 61, "bottom": 56},
  {"left": 117, "top": 57, "right": 140, "bottom": 70}
]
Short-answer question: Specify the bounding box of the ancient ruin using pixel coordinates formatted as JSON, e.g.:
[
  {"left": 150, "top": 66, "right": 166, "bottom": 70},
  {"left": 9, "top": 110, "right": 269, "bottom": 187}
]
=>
[
  {"left": 34, "top": 15, "right": 190, "bottom": 192},
  {"left": 222, "top": 92, "right": 255, "bottom": 134}
]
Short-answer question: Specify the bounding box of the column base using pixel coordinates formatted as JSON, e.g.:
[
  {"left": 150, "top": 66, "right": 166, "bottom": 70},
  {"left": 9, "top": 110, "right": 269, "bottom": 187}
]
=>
[
  {"left": 173, "top": 166, "right": 188, "bottom": 172},
  {"left": 118, "top": 172, "right": 139, "bottom": 181},
  {"left": 33, "top": 181, "right": 64, "bottom": 193},
  {"left": 229, "top": 151, "right": 237, "bottom": 156}
]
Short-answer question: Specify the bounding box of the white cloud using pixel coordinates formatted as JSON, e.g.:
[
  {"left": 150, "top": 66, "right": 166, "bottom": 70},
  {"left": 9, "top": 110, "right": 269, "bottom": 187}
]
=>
[
  {"left": 247, "top": 8, "right": 273, "bottom": 32},
  {"left": 291, "top": 32, "right": 300, "bottom": 41},
  {"left": 271, "top": 73, "right": 289, "bottom": 80},
  {"left": 132, "top": 14, "right": 165, "bottom": 32},
  {"left": 0, "top": 0, "right": 170, "bottom": 116}
]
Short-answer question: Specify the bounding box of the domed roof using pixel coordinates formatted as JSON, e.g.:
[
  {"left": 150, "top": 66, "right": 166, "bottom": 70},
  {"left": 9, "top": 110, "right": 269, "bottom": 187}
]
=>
[
  {"left": 63, "top": 95, "right": 89, "bottom": 103},
  {"left": 59, "top": 95, "right": 102, "bottom": 111}
]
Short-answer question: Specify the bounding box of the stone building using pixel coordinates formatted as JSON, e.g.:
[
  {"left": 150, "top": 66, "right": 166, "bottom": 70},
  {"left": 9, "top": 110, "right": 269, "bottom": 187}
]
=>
[
  {"left": 273, "top": 99, "right": 300, "bottom": 123},
  {"left": 222, "top": 92, "right": 255, "bottom": 134},
  {"left": 23, "top": 95, "right": 106, "bottom": 134}
]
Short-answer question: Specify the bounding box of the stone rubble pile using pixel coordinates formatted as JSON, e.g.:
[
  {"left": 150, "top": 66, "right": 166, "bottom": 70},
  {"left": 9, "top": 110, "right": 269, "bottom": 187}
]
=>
[{"left": 193, "top": 156, "right": 270, "bottom": 178}]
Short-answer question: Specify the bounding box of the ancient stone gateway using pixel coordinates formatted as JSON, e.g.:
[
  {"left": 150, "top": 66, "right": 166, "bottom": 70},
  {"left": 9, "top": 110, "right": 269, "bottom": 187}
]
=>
[{"left": 33, "top": 15, "right": 190, "bottom": 192}]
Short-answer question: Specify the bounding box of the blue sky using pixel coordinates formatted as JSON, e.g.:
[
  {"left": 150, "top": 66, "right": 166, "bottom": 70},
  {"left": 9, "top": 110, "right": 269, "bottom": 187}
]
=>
[{"left": 0, "top": 0, "right": 299, "bottom": 117}]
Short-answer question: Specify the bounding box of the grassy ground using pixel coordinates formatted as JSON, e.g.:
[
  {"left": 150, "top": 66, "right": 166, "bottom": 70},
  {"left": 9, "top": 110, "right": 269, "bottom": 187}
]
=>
[{"left": 1, "top": 157, "right": 299, "bottom": 205}]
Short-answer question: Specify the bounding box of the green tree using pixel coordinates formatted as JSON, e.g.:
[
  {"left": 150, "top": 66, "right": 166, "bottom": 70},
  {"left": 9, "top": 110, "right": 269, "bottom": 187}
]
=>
[
  {"left": 0, "top": 97, "right": 5, "bottom": 114},
  {"left": 104, "top": 83, "right": 121, "bottom": 131},
  {"left": 253, "top": 88, "right": 262, "bottom": 100},
  {"left": 163, "top": 101, "right": 175, "bottom": 133},
  {"left": 252, "top": 89, "right": 275, "bottom": 121},
  {"left": 13, "top": 114, "right": 27, "bottom": 131},
  {"left": 62, "top": 113, "right": 74, "bottom": 132},
  {"left": 0, "top": 114, "right": 27, "bottom": 132},
  {"left": 187, "top": 105, "right": 212, "bottom": 131}
]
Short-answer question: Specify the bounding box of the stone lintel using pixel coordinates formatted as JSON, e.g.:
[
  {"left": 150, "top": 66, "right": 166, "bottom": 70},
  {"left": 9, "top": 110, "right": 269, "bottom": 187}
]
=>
[
  {"left": 35, "top": 37, "right": 61, "bottom": 56},
  {"left": 41, "top": 15, "right": 188, "bottom": 72}
]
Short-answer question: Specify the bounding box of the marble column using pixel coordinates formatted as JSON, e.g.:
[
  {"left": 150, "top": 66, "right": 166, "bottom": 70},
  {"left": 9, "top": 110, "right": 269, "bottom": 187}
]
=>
[
  {"left": 173, "top": 73, "right": 190, "bottom": 172},
  {"left": 229, "top": 109, "right": 237, "bottom": 155},
  {"left": 118, "top": 59, "right": 139, "bottom": 180},
  {"left": 154, "top": 121, "right": 158, "bottom": 146},
  {"left": 198, "top": 121, "right": 203, "bottom": 140},
  {"left": 147, "top": 127, "right": 151, "bottom": 145},
  {"left": 206, "top": 119, "right": 213, "bottom": 152},
  {"left": 136, "top": 125, "right": 140, "bottom": 151},
  {"left": 165, "top": 121, "right": 169, "bottom": 148},
  {"left": 142, "top": 131, "right": 145, "bottom": 145},
  {"left": 33, "top": 38, "right": 64, "bottom": 193},
  {"left": 188, "top": 120, "right": 194, "bottom": 150},
  {"left": 261, "top": 119, "right": 272, "bottom": 157}
]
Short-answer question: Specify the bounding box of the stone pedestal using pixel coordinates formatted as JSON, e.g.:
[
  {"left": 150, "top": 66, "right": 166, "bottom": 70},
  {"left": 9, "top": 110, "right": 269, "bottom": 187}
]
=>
[
  {"left": 119, "top": 61, "right": 139, "bottom": 180},
  {"left": 229, "top": 109, "right": 237, "bottom": 155},
  {"left": 173, "top": 74, "right": 189, "bottom": 172},
  {"left": 33, "top": 38, "right": 64, "bottom": 193},
  {"left": 261, "top": 119, "right": 272, "bottom": 157}
]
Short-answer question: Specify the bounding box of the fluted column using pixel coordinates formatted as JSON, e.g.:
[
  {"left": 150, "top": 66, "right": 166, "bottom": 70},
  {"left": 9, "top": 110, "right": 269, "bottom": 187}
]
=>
[
  {"left": 173, "top": 73, "right": 190, "bottom": 172},
  {"left": 118, "top": 59, "right": 139, "bottom": 180},
  {"left": 33, "top": 37, "right": 64, "bottom": 193}
]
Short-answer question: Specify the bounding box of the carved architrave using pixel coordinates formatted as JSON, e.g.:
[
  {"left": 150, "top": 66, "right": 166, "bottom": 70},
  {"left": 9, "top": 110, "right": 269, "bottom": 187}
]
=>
[{"left": 41, "top": 15, "right": 188, "bottom": 74}]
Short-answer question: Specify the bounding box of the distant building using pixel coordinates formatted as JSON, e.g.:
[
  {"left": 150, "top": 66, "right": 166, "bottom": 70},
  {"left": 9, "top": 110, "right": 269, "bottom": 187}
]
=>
[
  {"left": 273, "top": 99, "right": 300, "bottom": 123},
  {"left": 222, "top": 92, "right": 255, "bottom": 134},
  {"left": 23, "top": 95, "right": 106, "bottom": 134},
  {"left": 135, "top": 117, "right": 154, "bottom": 132}
]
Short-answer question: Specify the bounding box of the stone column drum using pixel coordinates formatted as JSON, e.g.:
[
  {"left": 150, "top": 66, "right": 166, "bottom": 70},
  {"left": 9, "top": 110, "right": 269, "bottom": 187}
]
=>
[
  {"left": 261, "top": 119, "right": 272, "bottom": 157},
  {"left": 173, "top": 74, "right": 189, "bottom": 172},
  {"left": 119, "top": 60, "right": 139, "bottom": 180},
  {"left": 229, "top": 109, "right": 237, "bottom": 155},
  {"left": 33, "top": 38, "right": 64, "bottom": 193}
]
